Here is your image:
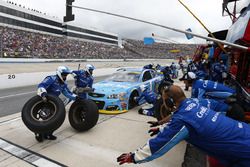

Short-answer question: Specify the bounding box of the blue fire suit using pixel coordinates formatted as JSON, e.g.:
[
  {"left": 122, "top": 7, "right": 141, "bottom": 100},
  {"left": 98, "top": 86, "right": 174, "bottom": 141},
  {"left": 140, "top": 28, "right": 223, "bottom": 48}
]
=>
[
  {"left": 38, "top": 75, "right": 76, "bottom": 101},
  {"left": 195, "top": 98, "right": 229, "bottom": 113},
  {"left": 72, "top": 70, "right": 94, "bottom": 99},
  {"left": 160, "top": 66, "right": 174, "bottom": 83},
  {"left": 211, "top": 62, "right": 227, "bottom": 83},
  {"left": 135, "top": 90, "right": 158, "bottom": 116},
  {"left": 191, "top": 79, "right": 235, "bottom": 99},
  {"left": 132, "top": 98, "right": 250, "bottom": 166}
]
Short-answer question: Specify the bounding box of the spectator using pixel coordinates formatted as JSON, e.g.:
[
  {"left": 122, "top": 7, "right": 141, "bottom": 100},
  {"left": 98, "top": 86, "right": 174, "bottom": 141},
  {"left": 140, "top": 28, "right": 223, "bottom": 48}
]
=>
[{"left": 0, "top": 26, "right": 197, "bottom": 59}]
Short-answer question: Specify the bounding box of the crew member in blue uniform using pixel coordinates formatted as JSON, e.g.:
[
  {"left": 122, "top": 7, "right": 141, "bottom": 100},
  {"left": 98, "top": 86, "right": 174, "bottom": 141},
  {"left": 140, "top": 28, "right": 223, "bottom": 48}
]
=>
[
  {"left": 134, "top": 85, "right": 158, "bottom": 117},
  {"left": 160, "top": 66, "right": 174, "bottom": 83},
  {"left": 211, "top": 60, "right": 227, "bottom": 83},
  {"left": 72, "top": 64, "right": 95, "bottom": 99},
  {"left": 188, "top": 72, "right": 235, "bottom": 99},
  {"left": 143, "top": 64, "right": 153, "bottom": 69},
  {"left": 36, "top": 66, "right": 77, "bottom": 142},
  {"left": 135, "top": 81, "right": 173, "bottom": 117},
  {"left": 117, "top": 85, "right": 250, "bottom": 167},
  {"left": 148, "top": 97, "right": 245, "bottom": 127}
]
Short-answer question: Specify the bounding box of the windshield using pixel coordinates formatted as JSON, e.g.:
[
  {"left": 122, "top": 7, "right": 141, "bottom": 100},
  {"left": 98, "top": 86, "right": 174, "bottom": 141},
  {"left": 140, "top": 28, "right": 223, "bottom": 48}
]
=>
[{"left": 107, "top": 72, "right": 140, "bottom": 82}]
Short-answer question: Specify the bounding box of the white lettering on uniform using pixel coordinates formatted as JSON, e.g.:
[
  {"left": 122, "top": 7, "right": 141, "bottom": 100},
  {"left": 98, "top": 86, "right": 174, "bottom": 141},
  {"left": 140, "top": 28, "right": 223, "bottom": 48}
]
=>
[
  {"left": 211, "top": 112, "right": 220, "bottom": 122},
  {"left": 196, "top": 106, "right": 208, "bottom": 118},
  {"left": 185, "top": 103, "right": 196, "bottom": 111},
  {"left": 238, "top": 123, "right": 243, "bottom": 128},
  {"left": 213, "top": 82, "right": 218, "bottom": 89}
]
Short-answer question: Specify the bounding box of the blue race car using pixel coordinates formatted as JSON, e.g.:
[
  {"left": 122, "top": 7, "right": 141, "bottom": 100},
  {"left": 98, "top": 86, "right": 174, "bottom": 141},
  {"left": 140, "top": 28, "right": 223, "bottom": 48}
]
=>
[{"left": 88, "top": 68, "right": 163, "bottom": 114}]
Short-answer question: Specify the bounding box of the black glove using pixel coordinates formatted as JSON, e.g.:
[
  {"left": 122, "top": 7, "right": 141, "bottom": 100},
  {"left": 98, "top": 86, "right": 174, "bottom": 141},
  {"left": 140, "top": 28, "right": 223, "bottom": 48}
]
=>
[
  {"left": 147, "top": 121, "right": 159, "bottom": 127},
  {"left": 148, "top": 127, "right": 160, "bottom": 137},
  {"left": 117, "top": 153, "right": 135, "bottom": 165},
  {"left": 75, "top": 96, "right": 81, "bottom": 101}
]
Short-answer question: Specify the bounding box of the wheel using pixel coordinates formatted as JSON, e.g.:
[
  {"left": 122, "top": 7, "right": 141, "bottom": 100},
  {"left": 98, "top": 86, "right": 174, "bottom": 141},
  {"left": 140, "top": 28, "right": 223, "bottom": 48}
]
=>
[
  {"left": 68, "top": 99, "right": 99, "bottom": 132},
  {"left": 128, "top": 91, "right": 139, "bottom": 109},
  {"left": 21, "top": 95, "right": 65, "bottom": 134}
]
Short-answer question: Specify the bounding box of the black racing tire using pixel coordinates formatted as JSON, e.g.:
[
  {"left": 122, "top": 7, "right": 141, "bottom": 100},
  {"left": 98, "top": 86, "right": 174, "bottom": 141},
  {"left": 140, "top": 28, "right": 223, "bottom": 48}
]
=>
[
  {"left": 21, "top": 95, "right": 66, "bottom": 134},
  {"left": 68, "top": 99, "right": 99, "bottom": 132},
  {"left": 128, "top": 91, "right": 139, "bottom": 109}
]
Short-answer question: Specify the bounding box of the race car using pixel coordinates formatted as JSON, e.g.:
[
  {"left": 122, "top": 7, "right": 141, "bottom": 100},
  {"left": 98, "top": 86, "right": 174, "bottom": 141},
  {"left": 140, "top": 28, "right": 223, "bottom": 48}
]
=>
[{"left": 88, "top": 68, "right": 163, "bottom": 114}]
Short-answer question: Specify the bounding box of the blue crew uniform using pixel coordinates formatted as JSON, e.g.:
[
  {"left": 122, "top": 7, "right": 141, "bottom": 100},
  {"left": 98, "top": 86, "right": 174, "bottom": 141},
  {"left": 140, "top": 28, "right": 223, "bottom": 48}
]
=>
[
  {"left": 191, "top": 79, "right": 235, "bottom": 99},
  {"left": 136, "top": 90, "right": 158, "bottom": 116},
  {"left": 38, "top": 75, "right": 76, "bottom": 101},
  {"left": 132, "top": 98, "right": 250, "bottom": 166},
  {"left": 211, "top": 62, "right": 227, "bottom": 83},
  {"left": 72, "top": 70, "right": 94, "bottom": 99},
  {"left": 160, "top": 66, "right": 174, "bottom": 83},
  {"left": 196, "top": 98, "right": 229, "bottom": 113}
]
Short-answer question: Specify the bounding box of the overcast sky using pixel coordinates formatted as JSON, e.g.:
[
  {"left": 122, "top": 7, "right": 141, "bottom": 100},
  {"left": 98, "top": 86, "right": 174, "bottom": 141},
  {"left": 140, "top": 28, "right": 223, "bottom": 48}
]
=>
[{"left": 6, "top": 0, "right": 246, "bottom": 43}]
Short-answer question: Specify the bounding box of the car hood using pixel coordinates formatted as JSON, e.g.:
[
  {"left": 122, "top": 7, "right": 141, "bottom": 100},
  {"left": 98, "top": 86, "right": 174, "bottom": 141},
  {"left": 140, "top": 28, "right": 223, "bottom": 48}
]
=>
[{"left": 93, "top": 81, "right": 138, "bottom": 94}]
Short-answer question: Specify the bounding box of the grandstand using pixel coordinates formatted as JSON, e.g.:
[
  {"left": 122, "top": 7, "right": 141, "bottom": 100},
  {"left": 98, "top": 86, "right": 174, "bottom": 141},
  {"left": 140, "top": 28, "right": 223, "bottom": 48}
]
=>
[{"left": 0, "top": 0, "right": 197, "bottom": 59}]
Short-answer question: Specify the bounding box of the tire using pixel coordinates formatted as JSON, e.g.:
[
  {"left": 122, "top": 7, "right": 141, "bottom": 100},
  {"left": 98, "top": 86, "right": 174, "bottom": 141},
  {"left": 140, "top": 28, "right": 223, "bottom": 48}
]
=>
[
  {"left": 128, "top": 91, "right": 139, "bottom": 109},
  {"left": 68, "top": 99, "right": 99, "bottom": 132},
  {"left": 21, "top": 95, "right": 66, "bottom": 134}
]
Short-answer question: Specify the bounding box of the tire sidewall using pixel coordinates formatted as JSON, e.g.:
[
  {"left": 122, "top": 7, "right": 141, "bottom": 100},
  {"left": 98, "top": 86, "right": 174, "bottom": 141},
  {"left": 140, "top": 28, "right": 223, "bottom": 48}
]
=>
[
  {"left": 68, "top": 99, "right": 99, "bottom": 132},
  {"left": 21, "top": 95, "right": 65, "bottom": 134}
]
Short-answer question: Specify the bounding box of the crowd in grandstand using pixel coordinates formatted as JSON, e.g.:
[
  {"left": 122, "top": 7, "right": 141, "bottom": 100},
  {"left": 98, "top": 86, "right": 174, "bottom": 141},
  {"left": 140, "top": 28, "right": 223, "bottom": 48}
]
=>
[{"left": 0, "top": 26, "right": 196, "bottom": 59}]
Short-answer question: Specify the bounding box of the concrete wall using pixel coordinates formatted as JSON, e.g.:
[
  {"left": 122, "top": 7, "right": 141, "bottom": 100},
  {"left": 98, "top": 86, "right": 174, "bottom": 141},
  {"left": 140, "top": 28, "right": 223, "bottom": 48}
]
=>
[{"left": 0, "top": 68, "right": 118, "bottom": 89}]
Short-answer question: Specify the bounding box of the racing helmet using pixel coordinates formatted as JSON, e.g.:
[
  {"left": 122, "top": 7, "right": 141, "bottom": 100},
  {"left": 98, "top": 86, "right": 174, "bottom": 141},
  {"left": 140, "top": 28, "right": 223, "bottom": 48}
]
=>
[
  {"left": 86, "top": 64, "right": 95, "bottom": 75},
  {"left": 188, "top": 72, "right": 196, "bottom": 80},
  {"left": 56, "top": 66, "right": 72, "bottom": 82}
]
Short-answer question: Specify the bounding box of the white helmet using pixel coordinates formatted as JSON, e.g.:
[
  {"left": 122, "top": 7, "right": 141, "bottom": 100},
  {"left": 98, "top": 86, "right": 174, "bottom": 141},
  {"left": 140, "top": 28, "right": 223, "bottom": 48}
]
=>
[
  {"left": 86, "top": 64, "right": 95, "bottom": 75},
  {"left": 188, "top": 72, "right": 196, "bottom": 79},
  {"left": 56, "top": 66, "right": 72, "bottom": 82}
]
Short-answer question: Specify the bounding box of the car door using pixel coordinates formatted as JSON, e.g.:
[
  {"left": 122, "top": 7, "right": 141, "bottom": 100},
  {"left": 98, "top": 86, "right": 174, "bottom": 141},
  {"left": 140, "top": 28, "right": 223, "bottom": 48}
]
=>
[{"left": 141, "top": 70, "right": 162, "bottom": 92}]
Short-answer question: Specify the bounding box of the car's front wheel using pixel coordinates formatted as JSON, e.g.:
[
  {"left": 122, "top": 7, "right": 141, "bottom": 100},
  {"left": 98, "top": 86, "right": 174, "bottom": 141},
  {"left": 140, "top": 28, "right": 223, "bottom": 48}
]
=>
[{"left": 128, "top": 91, "right": 138, "bottom": 109}]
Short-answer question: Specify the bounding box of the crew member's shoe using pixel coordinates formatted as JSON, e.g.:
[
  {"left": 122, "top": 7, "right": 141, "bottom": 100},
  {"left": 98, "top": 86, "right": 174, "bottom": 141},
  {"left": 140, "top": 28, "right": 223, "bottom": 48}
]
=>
[
  {"left": 35, "top": 133, "right": 44, "bottom": 142},
  {"left": 138, "top": 108, "right": 143, "bottom": 115},
  {"left": 45, "top": 134, "right": 57, "bottom": 140}
]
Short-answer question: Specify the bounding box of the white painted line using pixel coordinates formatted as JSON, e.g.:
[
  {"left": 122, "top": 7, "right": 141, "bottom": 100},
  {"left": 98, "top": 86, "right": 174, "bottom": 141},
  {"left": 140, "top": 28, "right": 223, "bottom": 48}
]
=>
[
  {"left": 33, "top": 158, "right": 63, "bottom": 167},
  {"left": 0, "top": 117, "right": 21, "bottom": 126},
  {"left": 0, "top": 91, "right": 35, "bottom": 99},
  {"left": 0, "top": 138, "right": 66, "bottom": 167}
]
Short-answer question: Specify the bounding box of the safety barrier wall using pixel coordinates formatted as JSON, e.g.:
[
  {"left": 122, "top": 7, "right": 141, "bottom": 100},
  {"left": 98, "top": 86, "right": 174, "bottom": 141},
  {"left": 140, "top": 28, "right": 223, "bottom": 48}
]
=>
[{"left": 0, "top": 68, "right": 118, "bottom": 89}]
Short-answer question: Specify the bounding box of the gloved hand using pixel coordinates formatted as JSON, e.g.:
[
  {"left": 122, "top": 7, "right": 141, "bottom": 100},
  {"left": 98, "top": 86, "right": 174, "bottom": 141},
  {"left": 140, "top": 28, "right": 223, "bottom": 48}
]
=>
[
  {"left": 147, "top": 121, "right": 159, "bottom": 127},
  {"left": 148, "top": 127, "right": 160, "bottom": 137},
  {"left": 117, "top": 153, "right": 135, "bottom": 165},
  {"left": 75, "top": 96, "right": 81, "bottom": 101}
]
